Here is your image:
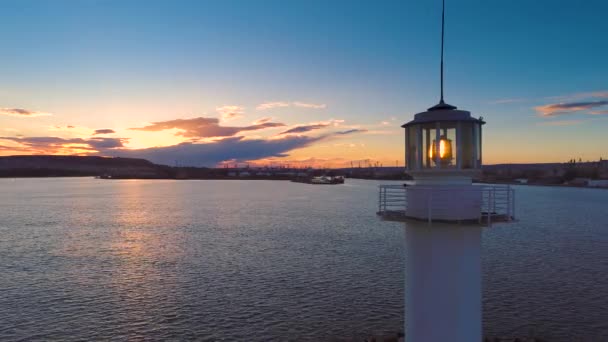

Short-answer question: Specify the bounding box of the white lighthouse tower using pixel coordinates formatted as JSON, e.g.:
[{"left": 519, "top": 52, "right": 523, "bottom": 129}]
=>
[{"left": 376, "top": 1, "right": 515, "bottom": 341}]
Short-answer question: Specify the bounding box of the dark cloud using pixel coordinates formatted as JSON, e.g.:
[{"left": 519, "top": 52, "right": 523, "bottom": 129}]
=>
[
  {"left": 111, "top": 129, "right": 366, "bottom": 166},
  {"left": 130, "top": 117, "right": 285, "bottom": 138},
  {"left": 535, "top": 100, "right": 608, "bottom": 116},
  {"left": 87, "top": 137, "right": 126, "bottom": 149},
  {"left": 112, "top": 135, "right": 324, "bottom": 166},
  {"left": 0, "top": 108, "right": 51, "bottom": 117},
  {"left": 93, "top": 129, "right": 116, "bottom": 135}
]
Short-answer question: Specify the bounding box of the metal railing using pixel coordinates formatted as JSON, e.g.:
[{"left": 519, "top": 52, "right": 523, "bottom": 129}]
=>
[{"left": 377, "top": 184, "right": 515, "bottom": 226}]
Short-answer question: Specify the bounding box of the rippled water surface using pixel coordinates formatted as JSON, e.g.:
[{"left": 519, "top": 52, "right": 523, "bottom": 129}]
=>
[{"left": 1, "top": 178, "right": 607, "bottom": 341}]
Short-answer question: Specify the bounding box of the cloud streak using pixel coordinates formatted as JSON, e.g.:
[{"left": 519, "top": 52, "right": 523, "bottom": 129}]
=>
[
  {"left": 256, "top": 102, "right": 290, "bottom": 111},
  {"left": 280, "top": 124, "right": 329, "bottom": 135},
  {"left": 546, "top": 90, "right": 608, "bottom": 102},
  {"left": 535, "top": 100, "right": 608, "bottom": 116},
  {"left": 93, "top": 129, "right": 116, "bottom": 135},
  {"left": 0, "top": 108, "right": 52, "bottom": 117},
  {"left": 293, "top": 102, "right": 326, "bottom": 109},
  {"left": 256, "top": 101, "right": 327, "bottom": 111},
  {"left": 279, "top": 119, "right": 344, "bottom": 135},
  {"left": 488, "top": 98, "right": 527, "bottom": 105},
  {"left": 535, "top": 90, "right": 608, "bottom": 117},
  {"left": 335, "top": 129, "right": 368, "bottom": 135}
]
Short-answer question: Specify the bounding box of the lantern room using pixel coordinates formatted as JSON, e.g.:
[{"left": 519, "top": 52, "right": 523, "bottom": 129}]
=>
[{"left": 403, "top": 103, "right": 484, "bottom": 172}]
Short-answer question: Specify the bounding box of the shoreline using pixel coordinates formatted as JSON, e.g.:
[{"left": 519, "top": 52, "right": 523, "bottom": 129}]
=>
[{"left": 1, "top": 175, "right": 607, "bottom": 190}]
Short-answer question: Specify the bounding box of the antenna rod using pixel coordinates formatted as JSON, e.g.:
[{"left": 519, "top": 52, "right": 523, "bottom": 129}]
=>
[{"left": 440, "top": 0, "right": 445, "bottom": 104}]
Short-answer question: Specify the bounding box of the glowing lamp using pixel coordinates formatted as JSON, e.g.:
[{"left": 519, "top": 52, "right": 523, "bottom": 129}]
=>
[{"left": 429, "top": 135, "right": 453, "bottom": 166}]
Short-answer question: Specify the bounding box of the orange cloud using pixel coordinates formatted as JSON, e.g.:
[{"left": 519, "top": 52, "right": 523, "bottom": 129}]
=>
[
  {"left": 0, "top": 136, "right": 128, "bottom": 155},
  {"left": 253, "top": 117, "right": 272, "bottom": 124},
  {"left": 129, "top": 117, "right": 285, "bottom": 139},
  {"left": 216, "top": 105, "right": 244, "bottom": 121}
]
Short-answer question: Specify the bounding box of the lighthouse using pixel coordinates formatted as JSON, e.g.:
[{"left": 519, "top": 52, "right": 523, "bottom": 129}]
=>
[{"left": 376, "top": 1, "right": 515, "bottom": 341}]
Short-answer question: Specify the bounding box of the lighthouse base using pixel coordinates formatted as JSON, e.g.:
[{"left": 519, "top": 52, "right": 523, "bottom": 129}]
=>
[{"left": 404, "top": 223, "right": 482, "bottom": 342}]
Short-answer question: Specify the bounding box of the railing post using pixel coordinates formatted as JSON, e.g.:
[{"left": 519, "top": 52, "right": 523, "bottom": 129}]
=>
[
  {"left": 386, "top": 187, "right": 389, "bottom": 211},
  {"left": 378, "top": 186, "right": 382, "bottom": 213},
  {"left": 383, "top": 187, "right": 387, "bottom": 212},
  {"left": 487, "top": 189, "right": 492, "bottom": 226},
  {"left": 478, "top": 191, "right": 482, "bottom": 224},
  {"left": 506, "top": 186, "right": 511, "bottom": 221},
  {"left": 403, "top": 187, "right": 407, "bottom": 213},
  {"left": 384, "top": 187, "right": 387, "bottom": 212},
  {"left": 493, "top": 188, "right": 497, "bottom": 216},
  {"left": 511, "top": 189, "right": 515, "bottom": 220}
]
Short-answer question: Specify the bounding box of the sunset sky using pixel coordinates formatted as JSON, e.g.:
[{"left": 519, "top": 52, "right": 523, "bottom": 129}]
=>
[{"left": 1, "top": 0, "right": 607, "bottom": 167}]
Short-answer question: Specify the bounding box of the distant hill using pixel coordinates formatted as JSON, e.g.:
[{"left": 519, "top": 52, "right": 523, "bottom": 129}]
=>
[{"left": 0, "top": 155, "right": 169, "bottom": 178}]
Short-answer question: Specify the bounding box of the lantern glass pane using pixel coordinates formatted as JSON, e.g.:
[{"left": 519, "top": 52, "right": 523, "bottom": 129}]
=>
[
  {"left": 438, "top": 122, "right": 456, "bottom": 168},
  {"left": 421, "top": 123, "right": 435, "bottom": 169},
  {"left": 474, "top": 123, "right": 482, "bottom": 167},
  {"left": 406, "top": 125, "right": 418, "bottom": 170},
  {"left": 460, "top": 122, "right": 475, "bottom": 169}
]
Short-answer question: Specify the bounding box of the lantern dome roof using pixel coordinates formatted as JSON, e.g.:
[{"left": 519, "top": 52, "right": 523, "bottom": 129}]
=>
[{"left": 401, "top": 103, "right": 485, "bottom": 128}]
